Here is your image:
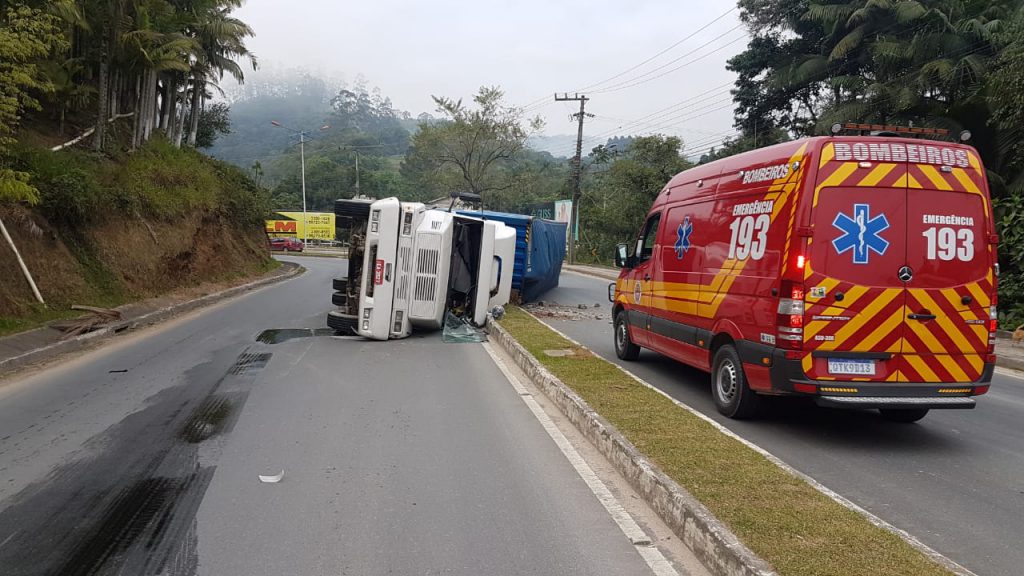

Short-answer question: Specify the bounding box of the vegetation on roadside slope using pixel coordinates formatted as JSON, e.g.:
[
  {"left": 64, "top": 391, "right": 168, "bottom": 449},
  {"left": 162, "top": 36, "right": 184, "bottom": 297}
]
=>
[
  {"left": 499, "top": 307, "right": 951, "bottom": 576},
  {"left": 0, "top": 134, "right": 272, "bottom": 333}
]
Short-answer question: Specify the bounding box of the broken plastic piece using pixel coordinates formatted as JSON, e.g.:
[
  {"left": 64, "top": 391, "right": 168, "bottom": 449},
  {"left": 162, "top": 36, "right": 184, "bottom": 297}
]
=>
[
  {"left": 258, "top": 470, "right": 285, "bottom": 483},
  {"left": 442, "top": 312, "right": 487, "bottom": 343}
]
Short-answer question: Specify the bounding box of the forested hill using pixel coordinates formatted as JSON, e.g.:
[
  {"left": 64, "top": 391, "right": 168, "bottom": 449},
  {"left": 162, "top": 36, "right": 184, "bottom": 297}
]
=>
[{"left": 207, "top": 74, "right": 572, "bottom": 213}]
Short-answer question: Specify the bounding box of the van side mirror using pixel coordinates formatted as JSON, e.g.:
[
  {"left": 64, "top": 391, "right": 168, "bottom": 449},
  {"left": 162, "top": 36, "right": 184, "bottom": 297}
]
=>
[{"left": 614, "top": 243, "right": 633, "bottom": 268}]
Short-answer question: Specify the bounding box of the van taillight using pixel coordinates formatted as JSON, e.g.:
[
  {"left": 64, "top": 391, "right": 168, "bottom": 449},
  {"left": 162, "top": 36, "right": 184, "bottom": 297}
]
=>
[
  {"left": 988, "top": 305, "right": 998, "bottom": 353},
  {"left": 796, "top": 254, "right": 806, "bottom": 270},
  {"left": 777, "top": 281, "right": 805, "bottom": 350}
]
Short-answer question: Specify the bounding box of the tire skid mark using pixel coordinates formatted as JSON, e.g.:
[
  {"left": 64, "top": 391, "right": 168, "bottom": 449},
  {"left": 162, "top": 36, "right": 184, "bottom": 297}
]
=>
[{"left": 0, "top": 347, "right": 270, "bottom": 576}]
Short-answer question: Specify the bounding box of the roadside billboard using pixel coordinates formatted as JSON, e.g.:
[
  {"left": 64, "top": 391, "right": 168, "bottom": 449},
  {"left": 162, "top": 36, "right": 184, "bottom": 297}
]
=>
[{"left": 265, "top": 211, "right": 336, "bottom": 241}]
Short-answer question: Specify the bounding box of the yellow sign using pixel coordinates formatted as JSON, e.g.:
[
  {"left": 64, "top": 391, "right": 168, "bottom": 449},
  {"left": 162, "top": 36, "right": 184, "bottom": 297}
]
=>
[{"left": 264, "top": 212, "right": 335, "bottom": 241}]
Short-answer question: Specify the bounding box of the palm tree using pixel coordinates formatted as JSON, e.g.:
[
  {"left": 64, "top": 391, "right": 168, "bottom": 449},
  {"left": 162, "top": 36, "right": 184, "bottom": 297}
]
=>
[{"left": 183, "top": 0, "right": 255, "bottom": 147}]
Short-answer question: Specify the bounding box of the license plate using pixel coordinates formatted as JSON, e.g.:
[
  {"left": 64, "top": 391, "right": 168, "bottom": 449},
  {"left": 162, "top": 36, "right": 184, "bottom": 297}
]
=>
[{"left": 827, "top": 359, "right": 876, "bottom": 376}]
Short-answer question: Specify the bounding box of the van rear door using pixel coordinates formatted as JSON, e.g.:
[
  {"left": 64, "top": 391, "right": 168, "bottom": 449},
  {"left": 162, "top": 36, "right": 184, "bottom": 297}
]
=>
[
  {"left": 804, "top": 154, "right": 909, "bottom": 382},
  {"left": 900, "top": 163, "right": 992, "bottom": 383}
]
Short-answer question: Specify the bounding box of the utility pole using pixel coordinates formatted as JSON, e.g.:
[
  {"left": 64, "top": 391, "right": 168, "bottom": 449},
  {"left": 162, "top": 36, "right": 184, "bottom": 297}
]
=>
[
  {"left": 354, "top": 152, "right": 360, "bottom": 196},
  {"left": 555, "top": 93, "right": 592, "bottom": 264},
  {"left": 272, "top": 121, "right": 329, "bottom": 247},
  {"left": 299, "top": 131, "right": 307, "bottom": 246}
]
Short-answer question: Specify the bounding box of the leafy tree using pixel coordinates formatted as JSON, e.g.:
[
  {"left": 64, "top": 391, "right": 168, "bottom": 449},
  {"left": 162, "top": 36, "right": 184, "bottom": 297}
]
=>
[
  {"left": 578, "top": 135, "right": 692, "bottom": 263},
  {"left": 196, "top": 101, "right": 231, "bottom": 148},
  {"left": 0, "top": 2, "right": 66, "bottom": 203},
  {"left": 402, "top": 86, "right": 543, "bottom": 202}
]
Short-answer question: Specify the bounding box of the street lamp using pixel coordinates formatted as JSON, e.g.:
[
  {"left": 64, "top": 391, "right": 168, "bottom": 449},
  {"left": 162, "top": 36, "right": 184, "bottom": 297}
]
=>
[{"left": 271, "top": 121, "right": 329, "bottom": 246}]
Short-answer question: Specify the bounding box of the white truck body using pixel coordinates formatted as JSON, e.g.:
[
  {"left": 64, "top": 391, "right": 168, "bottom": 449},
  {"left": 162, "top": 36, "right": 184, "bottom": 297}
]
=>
[{"left": 343, "top": 197, "right": 515, "bottom": 341}]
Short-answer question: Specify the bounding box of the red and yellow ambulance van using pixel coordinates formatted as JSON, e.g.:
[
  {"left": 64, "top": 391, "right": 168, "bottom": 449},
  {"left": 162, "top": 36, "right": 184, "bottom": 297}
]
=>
[{"left": 611, "top": 126, "right": 998, "bottom": 422}]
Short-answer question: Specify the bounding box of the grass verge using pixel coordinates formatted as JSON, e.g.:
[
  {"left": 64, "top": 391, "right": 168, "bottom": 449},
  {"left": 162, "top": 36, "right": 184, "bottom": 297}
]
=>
[{"left": 499, "top": 307, "right": 950, "bottom": 576}]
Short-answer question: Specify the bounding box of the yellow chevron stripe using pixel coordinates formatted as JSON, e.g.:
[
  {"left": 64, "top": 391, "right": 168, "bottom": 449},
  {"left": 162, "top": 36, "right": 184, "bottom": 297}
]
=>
[
  {"left": 937, "top": 288, "right": 990, "bottom": 345},
  {"left": 951, "top": 168, "right": 981, "bottom": 194},
  {"left": 905, "top": 355, "right": 941, "bottom": 382},
  {"left": 906, "top": 318, "right": 946, "bottom": 354},
  {"left": 910, "top": 289, "right": 977, "bottom": 353},
  {"left": 857, "top": 307, "right": 905, "bottom": 350},
  {"left": 857, "top": 163, "right": 896, "bottom": 187},
  {"left": 967, "top": 354, "right": 984, "bottom": 374},
  {"left": 907, "top": 173, "right": 924, "bottom": 189},
  {"left": 966, "top": 282, "right": 991, "bottom": 308},
  {"left": 935, "top": 354, "right": 970, "bottom": 382},
  {"left": 886, "top": 371, "right": 900, "bottom": 382},
  {"left": 818, "top": 143, "right": 835, "bottom": 168},
  {"left": 918, "top": 165, "right": 954, "bottom": 191},
  {"left": 813, "top": 163, "right": 858, "bottom": 207},
  {"left": 805, "top": 277, "right": 841, "bottom": 305},
  {"left": 803, "top": 285, "right": 870, "bottom": 341},
  {"left": 815, "top": 289, "right": 901, "bottom": 351}
]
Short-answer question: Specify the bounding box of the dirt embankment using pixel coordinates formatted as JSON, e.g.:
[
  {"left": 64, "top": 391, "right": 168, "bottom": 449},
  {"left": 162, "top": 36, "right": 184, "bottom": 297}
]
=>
[{"left": 0, "top": 204, "right": 270, "bottom": 320}]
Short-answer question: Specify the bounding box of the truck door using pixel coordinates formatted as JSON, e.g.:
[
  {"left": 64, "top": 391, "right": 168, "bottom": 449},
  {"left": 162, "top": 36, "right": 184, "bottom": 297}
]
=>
[
  {"left": 804, "top": 155, "right": 909, "bottom": 382},
  {"left": 628, "top": 212, "right": 662, "bottom": 347},
  {"left": 900, "top": 163, "right": 993, "bottom": 383}
]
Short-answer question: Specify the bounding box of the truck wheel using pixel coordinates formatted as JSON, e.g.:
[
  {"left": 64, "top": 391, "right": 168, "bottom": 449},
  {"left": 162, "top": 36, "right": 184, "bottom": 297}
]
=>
[
  {"left": 335, "top": 198, "right": 373, "bottom": 219},
  {"left": 613, "top": 311, "right": 640, "bottom": 361},
  {"left": 712, "top": 345, "right": 762, "bottom": 419},
  {"left": 332, "top": 278, "right": 348, "bottom": 292},
  {"left": 331, "top": 292, "right": 347, "bottom": 307},
  {"left": 878, "top": 408, "right": 929, "bottom": 423},
  {"left": 327, "top": 311, "right": 358, "bottom": 335}
]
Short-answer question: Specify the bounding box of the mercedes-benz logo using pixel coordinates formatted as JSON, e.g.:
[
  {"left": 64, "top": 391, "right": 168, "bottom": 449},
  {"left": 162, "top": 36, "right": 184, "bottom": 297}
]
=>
[{"left": 898, "top": 266, "right": 914, "bottom": 282}]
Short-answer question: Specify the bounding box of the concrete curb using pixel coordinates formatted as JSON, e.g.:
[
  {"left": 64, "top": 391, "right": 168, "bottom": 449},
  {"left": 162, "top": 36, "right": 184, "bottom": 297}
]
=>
[
  {"left": 0, "top": 262, "right": 304, "bottom": 374},
  {"left": 488, "top": 319, "right": 775, "bottom": 576}
]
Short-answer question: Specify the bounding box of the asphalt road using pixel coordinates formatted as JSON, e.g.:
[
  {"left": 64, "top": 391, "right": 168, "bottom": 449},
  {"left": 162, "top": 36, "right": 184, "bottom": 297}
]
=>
[
  {"left": 544, "top": 270, "right": 1024, "bottom": 576},
  {"left": 0, "top": 257, "right": 664, "bottom": 576}
]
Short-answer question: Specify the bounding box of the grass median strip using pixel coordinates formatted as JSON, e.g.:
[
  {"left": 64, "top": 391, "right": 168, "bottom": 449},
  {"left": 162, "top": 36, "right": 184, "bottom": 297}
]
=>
[{"left": 499, "top": 307, "right": 950, "bottom": 576}]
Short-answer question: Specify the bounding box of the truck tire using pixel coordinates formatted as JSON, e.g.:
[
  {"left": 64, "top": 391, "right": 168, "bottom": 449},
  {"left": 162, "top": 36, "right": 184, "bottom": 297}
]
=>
[
  {"left": 878, "top": 408, "right": 929, "bottom": 423},
  {"left": 327, "top": 311, "right": 358, "bottom": 335},
  {"left": 614, "top": 311, "right": 640, "bottom": 361},
  {"left": 331, "top": 291, "right": 347, "bottom": 307},
  {"left": 332, "top": 278, "right": 348, "bottom": 292},
  {"left": 335, "top": 198, "right": 373, "bottom": 220},
  {"left": 711, "top": 345, "right": 762, "bottom": 419}
]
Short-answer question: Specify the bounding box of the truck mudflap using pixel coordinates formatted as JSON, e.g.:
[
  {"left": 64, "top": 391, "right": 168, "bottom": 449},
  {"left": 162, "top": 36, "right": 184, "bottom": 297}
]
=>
[{"left": 767, "top": 348, "right": 993, "bottom": 409}]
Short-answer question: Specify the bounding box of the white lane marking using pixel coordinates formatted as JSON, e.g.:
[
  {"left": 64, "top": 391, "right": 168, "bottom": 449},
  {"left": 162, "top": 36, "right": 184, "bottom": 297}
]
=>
[
  {"left": 525, "top": 313, "right": 978, "bottom": 576},
  {"left": 482, "top": 342, "right": 680, "bottom": 576}
]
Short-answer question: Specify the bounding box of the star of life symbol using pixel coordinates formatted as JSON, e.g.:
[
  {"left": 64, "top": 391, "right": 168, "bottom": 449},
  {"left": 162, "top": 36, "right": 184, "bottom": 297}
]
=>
[
  {"left": 832, "top": 204, "right": 889, "bottom": 264},
  {"left": 674, "top": 217, "right": 693, "bottom": 259}
]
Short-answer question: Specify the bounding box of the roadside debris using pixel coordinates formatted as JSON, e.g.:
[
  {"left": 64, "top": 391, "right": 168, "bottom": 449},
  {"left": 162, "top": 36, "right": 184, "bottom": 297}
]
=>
[
  {"left": 522, "top": 302, "right": 604, "bottom": 322},
  {"left": 50, "top": 305, "right": 122, "bottom": 337},
  {"left": 258, "top": 470, "right": 285, "bottom": 483},
  {"left": 442, "top": 312, "right": 488, "bottom": 343}
]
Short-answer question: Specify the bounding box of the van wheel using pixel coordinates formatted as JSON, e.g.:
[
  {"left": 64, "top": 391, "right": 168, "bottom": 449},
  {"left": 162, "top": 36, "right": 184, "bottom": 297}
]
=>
[
  {"left": 712, "top": 345, "right": 762, "bottom": 419},
  {"left": 879, "top": 408, "right": 929, "bottom": 423},
  {"left": 614, "top": 311, "right": 640, "bottom": 361}
]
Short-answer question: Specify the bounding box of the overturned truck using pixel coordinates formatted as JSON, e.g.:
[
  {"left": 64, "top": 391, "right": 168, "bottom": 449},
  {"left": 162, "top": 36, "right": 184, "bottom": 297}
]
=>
[{"left": 327, "top": 197, "right": 516, "bottom": 340}]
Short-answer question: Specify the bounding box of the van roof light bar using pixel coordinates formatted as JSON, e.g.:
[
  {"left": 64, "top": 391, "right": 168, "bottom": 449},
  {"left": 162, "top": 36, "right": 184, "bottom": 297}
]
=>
[{"left": 830, "top": 122, "right": 950, "bottom": 139}]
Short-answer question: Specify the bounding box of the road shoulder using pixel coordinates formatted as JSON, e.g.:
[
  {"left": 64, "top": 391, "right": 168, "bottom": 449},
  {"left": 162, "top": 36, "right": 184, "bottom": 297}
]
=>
[{"left": 0, "top": 260, "right": 304, "bottom": 380}]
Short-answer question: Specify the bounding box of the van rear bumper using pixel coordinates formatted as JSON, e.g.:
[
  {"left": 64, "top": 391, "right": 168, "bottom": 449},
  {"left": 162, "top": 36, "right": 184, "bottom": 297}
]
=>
[
  {"left": 768, "top": 349, "right": 993, "bottom": 409},
  {"left": 815, "top": 395, "right": 976, "bottom": 410}
]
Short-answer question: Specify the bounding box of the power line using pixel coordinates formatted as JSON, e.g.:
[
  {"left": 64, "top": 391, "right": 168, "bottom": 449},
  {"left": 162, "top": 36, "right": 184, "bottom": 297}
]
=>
[{"left": 517, "top": 6, "right": 738, "bottom": 111}]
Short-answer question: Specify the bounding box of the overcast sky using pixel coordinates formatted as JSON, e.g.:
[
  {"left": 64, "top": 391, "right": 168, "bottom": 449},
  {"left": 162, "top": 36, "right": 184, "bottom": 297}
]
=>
[{"left": 233, "top": 0, "right": 746, "bottom": 157}]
